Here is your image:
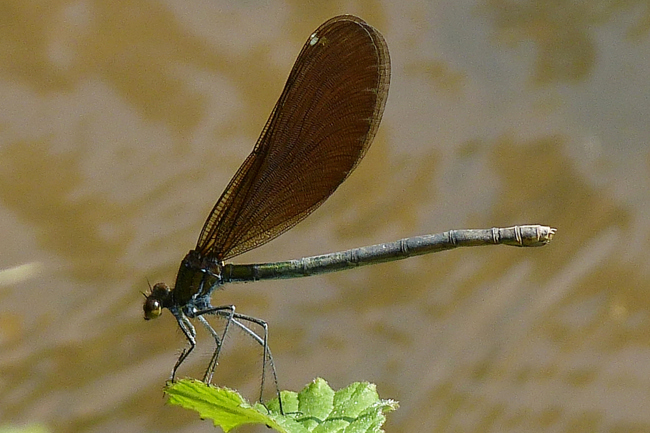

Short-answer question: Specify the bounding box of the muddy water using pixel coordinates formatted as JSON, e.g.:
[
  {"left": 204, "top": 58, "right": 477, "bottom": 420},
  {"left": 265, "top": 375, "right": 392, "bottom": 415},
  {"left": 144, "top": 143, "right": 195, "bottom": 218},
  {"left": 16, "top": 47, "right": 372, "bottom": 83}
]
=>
[{"left": 1, "top": 1, "right": 649, "bottom": 432}]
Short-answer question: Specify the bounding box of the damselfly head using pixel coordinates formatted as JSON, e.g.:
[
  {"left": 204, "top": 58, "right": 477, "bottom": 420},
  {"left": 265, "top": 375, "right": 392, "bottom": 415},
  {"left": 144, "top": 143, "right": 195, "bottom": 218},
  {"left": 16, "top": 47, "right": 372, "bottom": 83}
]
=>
[{"left": 143, "top": 282, "right": 171, "bottom": 320}]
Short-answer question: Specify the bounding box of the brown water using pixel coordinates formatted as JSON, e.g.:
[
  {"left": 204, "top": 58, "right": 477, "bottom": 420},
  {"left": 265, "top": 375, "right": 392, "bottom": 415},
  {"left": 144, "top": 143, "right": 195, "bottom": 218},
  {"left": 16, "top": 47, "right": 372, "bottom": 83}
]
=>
[{"left": 1, "top": 1, "right": 649, "bottom": 432}]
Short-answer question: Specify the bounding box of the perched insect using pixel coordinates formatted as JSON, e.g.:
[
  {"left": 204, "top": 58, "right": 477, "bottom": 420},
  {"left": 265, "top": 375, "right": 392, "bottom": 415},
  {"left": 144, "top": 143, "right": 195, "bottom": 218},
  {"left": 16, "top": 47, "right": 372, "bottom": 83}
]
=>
[{"left": 143, "top": 15, "right": 555, "bottom": 410}]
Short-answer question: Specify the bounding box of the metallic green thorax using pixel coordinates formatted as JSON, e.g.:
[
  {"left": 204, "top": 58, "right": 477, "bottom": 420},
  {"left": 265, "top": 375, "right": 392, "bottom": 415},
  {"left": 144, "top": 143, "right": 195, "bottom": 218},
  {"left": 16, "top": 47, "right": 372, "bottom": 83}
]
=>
[{"left": 172, "top": 250, "right": 223, "bottom": 308}]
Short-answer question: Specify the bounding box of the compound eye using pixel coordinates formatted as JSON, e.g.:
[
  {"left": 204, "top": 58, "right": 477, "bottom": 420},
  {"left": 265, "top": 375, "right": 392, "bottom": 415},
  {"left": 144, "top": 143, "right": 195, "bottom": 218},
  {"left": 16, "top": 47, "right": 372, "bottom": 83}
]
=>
[{"left": 143, "top": 297, "right": 163, "bottom": 320}]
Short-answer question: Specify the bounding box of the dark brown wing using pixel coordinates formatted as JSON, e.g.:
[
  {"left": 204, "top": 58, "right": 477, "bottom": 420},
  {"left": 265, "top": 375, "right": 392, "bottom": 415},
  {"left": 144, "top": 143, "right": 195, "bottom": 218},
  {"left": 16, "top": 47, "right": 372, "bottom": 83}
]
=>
[{"left": 196, "top": 15, "right": 390, "bottom": 261}]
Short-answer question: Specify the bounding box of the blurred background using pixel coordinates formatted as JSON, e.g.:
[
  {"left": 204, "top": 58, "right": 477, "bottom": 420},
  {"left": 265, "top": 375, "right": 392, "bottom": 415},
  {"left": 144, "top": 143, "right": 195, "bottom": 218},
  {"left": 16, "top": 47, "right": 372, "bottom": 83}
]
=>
[{"left": 1, "top": 0, "right": 649, "bottom": 432}]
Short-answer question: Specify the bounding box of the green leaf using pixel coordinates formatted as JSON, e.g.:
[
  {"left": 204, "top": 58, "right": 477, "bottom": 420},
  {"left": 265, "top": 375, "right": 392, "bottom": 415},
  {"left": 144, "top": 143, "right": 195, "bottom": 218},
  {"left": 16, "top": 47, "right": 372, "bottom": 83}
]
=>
[
  {"left": 164, "top": 379, "right": 285, "bottom": 432},
  {"left": 165, "top": 378, "right": 398, "bottom": 433}
]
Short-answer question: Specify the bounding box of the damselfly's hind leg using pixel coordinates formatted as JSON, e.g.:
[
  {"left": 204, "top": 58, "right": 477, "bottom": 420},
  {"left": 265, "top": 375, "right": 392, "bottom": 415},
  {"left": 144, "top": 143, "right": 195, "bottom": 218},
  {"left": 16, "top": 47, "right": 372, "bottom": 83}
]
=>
[{"left": 196, "top": 306, "right": 284, "bottom": 414}]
